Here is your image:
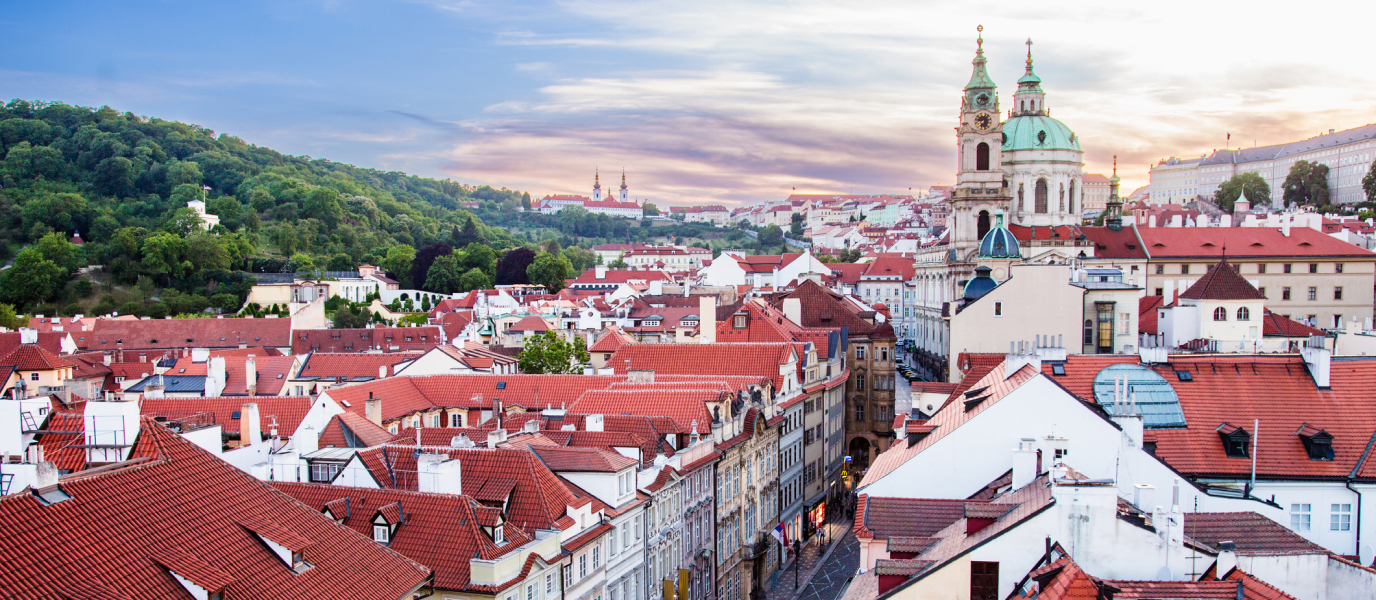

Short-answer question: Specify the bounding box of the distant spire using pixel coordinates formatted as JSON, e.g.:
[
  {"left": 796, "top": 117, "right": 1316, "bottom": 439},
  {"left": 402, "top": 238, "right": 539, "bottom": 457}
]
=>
[
  {"left": 964, "top": 25, "right": 996, "bottom": 92},
  {"left": 621, "top": 169, "right": 627, "bottom": 190},
  {"left": 1025, "top": 38, "right": 1033, "bottom": 71},
  {"left": 976, "top": 24, "right": 984, "bottom": 56},
  {"left": 1106, "top": 155, "right": 1123, "bottom": 232},
  {"left": 594, "top": 168, "right": 601, "bottom": 190}
]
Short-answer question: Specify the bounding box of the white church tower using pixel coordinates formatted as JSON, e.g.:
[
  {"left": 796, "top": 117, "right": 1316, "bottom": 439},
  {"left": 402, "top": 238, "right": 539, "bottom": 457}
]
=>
[
  {"left": 592, "top": 168, "right": 602, "bottom": 202},
  {"left": 619, "top": 170, "right": 628, "bottom": 203}
]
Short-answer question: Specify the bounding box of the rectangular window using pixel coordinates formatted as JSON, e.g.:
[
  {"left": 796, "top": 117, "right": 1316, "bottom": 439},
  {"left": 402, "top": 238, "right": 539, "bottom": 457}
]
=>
[
  {"left": 1310, "top": 263, "right": 1319, "bottom": 273},
  {"left": 879, "top": 347, "right": 888, "bottom": 361},
  {"left": 970, "top": 561, "right": 1000, "bottom": 600},
  {"left": 1257, "top": 263, "right": 1266, "bottom": 274},
  {"left": 1180, "top": 264, "right": 1189, "bottom": 275},
  {"left": 1155, "top": 288, "right": 1163, "bottom": 297},
  {"left": 855, "top": 374, "right": 864, "bottom": 391},
  {"left": 1259, "top": 287, "right": 1266, "bottom": 298},
  {"left": 1308, "top": 287, "right": 1317, "bottom": 301},
  {"left": 547, "top": 573, "right": 555, "bottom": 595},
  {"left": 579, "top": 554, "right": 587, "bottom": 578},
  {"left": 564, "top": 565, "right": 573, "bottom": 587},
  {"left": 528, "top": 582, "right": 537, "bottom": 600},
  {"left": 1155, "top": 264, "right": 1164, "bottom": 275},
  {"left": 1284, "top": 263, "right": 1293, "bottom": 273},
  {"left": 994, "top": 301, "right": 1003, "bottom": 316},
  {"left": 450, "top": 413, "right": 461, "bottom": 427},
  {"left": 1283, "top": 287, "right": 1292, "bottom": 301},
  {"left": 1332, "top": 504, "right": 1352, "bottom": 531},
  {"left": 1118, "top": 312, "right": 1130, "bottom": 335},
  {"left": 1292, "top": 504, "right": 1312, "bottom": 531},
  {"left": 373, "top": 525, "right": 390, "bottom": 543},
  {"left": 855, "top": 346, "right": 865, "bottom": 360},
  {"left": 1334, "top": 315, "right": 1343, "bottom": 329},
  {"left": 592, "top": 547, "right": 599, "bottom": 569},
  {"left": 1335, "top": 287, "right": 1343, "bottom": 300},
  {"left": 855, "top": 404, "right": 865, "bottom": 422},
  {"left": 1336, "top": 263, "right": 1344, "bottom": 273}
]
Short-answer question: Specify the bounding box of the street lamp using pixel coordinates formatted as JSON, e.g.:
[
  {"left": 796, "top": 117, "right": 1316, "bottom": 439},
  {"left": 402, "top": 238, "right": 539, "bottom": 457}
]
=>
[{"left": 792, "top": 540, "right": 802, "bottom": 590}]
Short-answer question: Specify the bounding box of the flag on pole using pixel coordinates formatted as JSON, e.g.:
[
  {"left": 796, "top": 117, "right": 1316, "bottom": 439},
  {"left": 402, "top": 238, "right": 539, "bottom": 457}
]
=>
[
  {"left": 771, "top": 522, "right": 789, "bottom": 548},
  {"left": 203, "top": 185, "right": 211, "bottom": 190}
]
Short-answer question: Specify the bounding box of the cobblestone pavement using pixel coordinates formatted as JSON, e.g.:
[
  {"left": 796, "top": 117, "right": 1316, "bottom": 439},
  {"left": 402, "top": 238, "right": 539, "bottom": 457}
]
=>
[{"left": 765, "top": 512, "right": 859, "bottom": 600}]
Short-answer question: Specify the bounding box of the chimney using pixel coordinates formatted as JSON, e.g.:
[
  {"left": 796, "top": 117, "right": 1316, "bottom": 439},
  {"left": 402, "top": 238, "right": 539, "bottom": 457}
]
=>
[
  {"left": 365, "top": 392, "right": 382, "bottom": 426},
  {"left": 379, "top": 364, "right": 388, "bottom": 380},
  {"left": 486, "top": 429, "right": 507, "bottom": 448},
  {"left": 1133, "top": 484, "right": 1155, "bottom": 512},
  {"left": 595, "top": 264, "right": 607, "bottom": 280},
  {"left": 206, "top": 356, "right": 226, "bottom": 397},
  {"left": 699, "top": 295, "right": 717, "bottom": 344},
  {"left": 627, "top": 369, "right": 655, "bottom": 384},
  {"left": 523, "top": 418, "right": 539, "bottom": 434},
  {"left": 191, "top": 348, "right": 210, "bottom": 363},
  {"left": 417, "top": 453, "right": 463, "bottom": 495},
  {"left": 18, "top": 328, "right": 38, "bottom": 345},
  {"left": 1300, "top": 336, "right": 1331, "bottom": 388},
  {"left": 783, "top": 298, "right": 802, "bottom": 326},
  {"left": 35, "top": 460, "right": 58, "bottom": 488},
  {"left": 245, "top": 356, "right": 257, "bottom": 396},
  {"left": 1216, "top": 541, "right": 1237, "bottom": 577},
  {"left": 1003, "top": 340, "right": 1041, "bottom": 378},
  {"left": 586, "top": 414, "right": 605, "bottom": 432},
  {"left": 241, "top": 403, "right": 262, "bottom": 445},
  {"left": 1012, "top": 438, "right": 1037, "bottom": 490},
  {"left": 102, "top": 352, "right": 111, "bottom": 367}
]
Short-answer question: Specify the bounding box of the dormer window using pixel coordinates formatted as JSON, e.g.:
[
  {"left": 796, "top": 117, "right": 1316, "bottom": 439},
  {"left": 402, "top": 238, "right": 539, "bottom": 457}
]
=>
[
  {"left": 494, "top": 524, "right": 505, "bottom": 544},
  {"left": 1216, "top": 423, "right": 1251, "bottom": 458},
  {"left": 733, "top": 315, "right": 747, "bottom": 328},
  {"left": 1296, "top": 424, "right": 1334, "bottom": 461},
  {"left": 373, "top": 524, "right": 390, "bottom": 543}
]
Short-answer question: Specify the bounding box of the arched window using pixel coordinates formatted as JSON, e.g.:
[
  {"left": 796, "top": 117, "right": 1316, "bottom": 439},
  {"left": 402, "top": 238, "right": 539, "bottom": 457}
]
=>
[
  {"left": 1213, "top": 307, "right": 1228, "bottom": 321},
  {"left": 1237, "top": 307, "right": 1250, "bottom": 321},
  {"left": 1068, "top": 180, "right": 1076, "bottom": 214},
  {"left": 1035, "top": 179, "right": 1048, "bottom": 213},
  {"left": 977, "top": 210, "right": 991, "bottom": 241},
  {"left": 1021, "top": 100, "right": 1026, "bottom": 112},
  {"left": 976, "top": 142, "right": 990, "bottom": 171}
]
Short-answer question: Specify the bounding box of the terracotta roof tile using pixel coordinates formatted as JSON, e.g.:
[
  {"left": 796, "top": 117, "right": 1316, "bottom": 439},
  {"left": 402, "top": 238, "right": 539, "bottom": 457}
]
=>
[
  {"left": 0, "top": 420, "right": 429, "bottom": 599},
  {"left": 141, "top": 395, "right": 318, "bottom": 437},
  {"left": 298, "top": 352, "right": 417, "bottom": 379},
  {"left": 84, "top": 317, "right": 291, "bottom": 351},
  {"left": 853, "top": 496, "right": 971, "bottom": 539},
  {"left": 292, "top": 327, "right": 441, "bottom": 354},
  {"left": 1183, "top": 512, "right": 1328, "bottom": 555},
  {"left": 1179, "top": 259, "right": 1265, "bottom": 300}
]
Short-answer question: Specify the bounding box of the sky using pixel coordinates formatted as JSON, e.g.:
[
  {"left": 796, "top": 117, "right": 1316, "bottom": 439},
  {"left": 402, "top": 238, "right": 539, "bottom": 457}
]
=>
[{"left": 4, "top": 0, "right": 1375, "bottom": 208}]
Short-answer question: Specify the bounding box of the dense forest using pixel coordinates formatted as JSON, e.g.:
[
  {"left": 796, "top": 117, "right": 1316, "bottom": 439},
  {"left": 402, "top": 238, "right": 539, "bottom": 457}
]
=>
[{"left": 0, "top": 99, "right": 762, "bottom": 317}]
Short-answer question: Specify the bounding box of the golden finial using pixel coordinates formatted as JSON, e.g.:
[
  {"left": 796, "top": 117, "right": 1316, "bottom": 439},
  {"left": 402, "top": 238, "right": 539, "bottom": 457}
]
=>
[{"left": 976, "top": 25, "right": 983, "bottom": 51}]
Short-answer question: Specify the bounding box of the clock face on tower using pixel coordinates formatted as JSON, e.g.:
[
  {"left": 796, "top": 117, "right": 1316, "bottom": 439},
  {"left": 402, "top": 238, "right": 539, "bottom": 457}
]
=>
[{"left": 974, "top": 113, "right": 993, "bottom": 131}]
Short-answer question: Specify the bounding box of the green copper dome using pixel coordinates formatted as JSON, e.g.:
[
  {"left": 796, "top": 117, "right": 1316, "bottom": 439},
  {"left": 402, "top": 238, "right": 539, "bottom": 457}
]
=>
[{"left": 1002, "top": 115, "right": 1081, "bottom": 152}]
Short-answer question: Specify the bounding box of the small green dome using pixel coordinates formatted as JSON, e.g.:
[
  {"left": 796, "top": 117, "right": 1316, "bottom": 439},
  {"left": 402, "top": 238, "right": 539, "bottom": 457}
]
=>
[
  {"left": 1002, "top": 115, "right": 1081, "bottom": 152},
  {"left": 1018, "top": 71, "right": 1042, "bottom": 86}
]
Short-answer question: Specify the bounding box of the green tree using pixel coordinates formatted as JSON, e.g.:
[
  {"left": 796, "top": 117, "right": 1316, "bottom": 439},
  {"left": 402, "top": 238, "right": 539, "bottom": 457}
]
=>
[
  {"left": 0, "top": 248, "right": 63, "bottom": 306},
  {"left": 166, "top": 160, "right": 204, "bottom": 187},
  {"left": 141, "top": 232, "right": 193, "bottom": 285},
  {"left": 327, "top": 253, "right": 354, "bottom": 271},
  {"left": 381, "top": 244, "right": 416, "bottom": 287},
  {"left": 608, "top": 258, "right": 628, "bottom": 268},
  {"left": 186, "top": 233, "right": 230, "bottom": 272},
  {"left": 34, "top": 232, "right": 80, "bottom": 274},
  {"left": 521, "top": 193, "right": 532, "bottom": 211},
  {"left": 1283, "top": 160, "right": 1331, "bottom": 207},
  {"left": 425, "top": 254, "right": 464, "bottom": 294},
  {"left": 1215, "top": 172, "right": 1271, "bottom": 212},
  {"left": 517, "top": 331, "right": 589, "bottom": 374},
  {"left": 562, "top": 247, "right": 599, "bottom": 274},
  {"left": 526, "top": 252, "right": 572, "bottom": 292},
  {"left": 790, "top": 213, "right": 805, "bottom": 236},
  {"left": 0, "top": 304, "right": 23, "bottom": 329},
  {"left": 458, "top": 243, "right": 498, "bottom": 276},
  {"left": 164, "top": 207, "right": 204, "bottom": 236},
  {"left": 73, "top": 279, "right": 94, "bottom": 298},
  {"left": 458, "top": 267, "right": 491, "bottom": 292},
  {"left": 758, "top": 224, "right": 784, "bottom": 247},
  {"left": 304, "top": 187, "right": 344, "bottom": 229},
  {"left": 1363, "top": 159, "right": 1376, "bottom": 203},
  {"left": 211, "top": 293, "right": 241, "bottom": 313},
  {"left": 93, "top": 157, "right": 136, "bottom": 197},
  {"left": 642, "top": 202, "right": 661, "bottom": 216},
  {"left": 331, "top": 306, "right": 364, "bottom": 328}
]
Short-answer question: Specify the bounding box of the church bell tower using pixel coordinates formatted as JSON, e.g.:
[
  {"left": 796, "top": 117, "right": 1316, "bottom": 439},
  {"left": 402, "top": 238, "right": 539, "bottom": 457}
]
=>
[{"left": 950, "top": 25, "right": 1012, "bottom": 261}]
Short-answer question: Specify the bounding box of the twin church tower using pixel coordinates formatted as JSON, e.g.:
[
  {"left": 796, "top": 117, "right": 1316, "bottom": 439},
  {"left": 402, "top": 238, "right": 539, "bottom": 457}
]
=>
[{"left": 948, "top": 26, "right": 1088, "bottom": 261}]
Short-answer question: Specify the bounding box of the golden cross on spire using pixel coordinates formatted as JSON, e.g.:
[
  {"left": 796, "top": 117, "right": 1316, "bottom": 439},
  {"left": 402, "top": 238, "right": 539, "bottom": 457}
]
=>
[
  {"left": 976, "top": 25, "right": 983, "bottom": 50},
  {"left": 1025, "top": 38, "right": 1033, "bottom": 67}
]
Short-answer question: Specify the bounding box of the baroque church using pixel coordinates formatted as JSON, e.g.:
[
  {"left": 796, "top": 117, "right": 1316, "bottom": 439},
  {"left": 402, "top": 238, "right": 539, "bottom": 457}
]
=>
[{"left": 911, "top": 27, "right": 1124, "bottom": 381}]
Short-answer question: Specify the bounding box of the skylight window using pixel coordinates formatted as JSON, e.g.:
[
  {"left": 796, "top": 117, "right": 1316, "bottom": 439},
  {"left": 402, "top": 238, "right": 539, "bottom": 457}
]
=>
[{"left": 1092, "top": 364, "right": 1187, "bottom": 428}]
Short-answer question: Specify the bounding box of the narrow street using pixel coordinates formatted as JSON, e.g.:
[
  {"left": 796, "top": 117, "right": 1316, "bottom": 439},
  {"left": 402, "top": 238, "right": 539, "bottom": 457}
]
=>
[{"left": 765, "top": 511, "right": 861, "bottom": 600}]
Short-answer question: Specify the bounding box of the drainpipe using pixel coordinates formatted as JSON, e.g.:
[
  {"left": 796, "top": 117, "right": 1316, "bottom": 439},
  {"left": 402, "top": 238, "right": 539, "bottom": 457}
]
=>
[{"left": 1348, "top": 478, "right": 1363, "bottom": 563}]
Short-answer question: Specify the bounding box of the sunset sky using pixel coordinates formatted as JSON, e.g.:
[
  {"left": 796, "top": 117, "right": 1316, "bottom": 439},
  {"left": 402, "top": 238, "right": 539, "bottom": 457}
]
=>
[{"left": 5, "top": 0, "right": 1374, "bottom": 207}]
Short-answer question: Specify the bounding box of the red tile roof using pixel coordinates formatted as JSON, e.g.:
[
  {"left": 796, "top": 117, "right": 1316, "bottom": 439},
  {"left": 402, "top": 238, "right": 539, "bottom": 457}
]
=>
[
  {"left": 84, "top": 317, "right": 292, "bottom": 351},
  {"left": 1179, "top": 260, "right": 1265, "bottom": 300},
  {"left": 570, "top": 269, "right": 672, "bottom": 285},
  {"left": 1077, "top": 226, "right": 1149, "bottom": 259},
  {"left": 766, "top": 280, "right": 877, "bottom": 337},
  {"left": 0, "top": 420, "right": 429, "bottom": 599},
  {"left": 853, "top": 495, "right": 972, "bottom": 540},
  {"left": 324, "top": 375, "right": 628, "bottom": 424},
  {"left": 1138, "top": 295, "right": 1164, "bottom": 335},
  {"left": 862, "top": 256, "right": 915, "bottom": 281},
  {"left": 1182, "top": 512, "right": 1328, "bottom": 555},
  {"left": 140, "top": 396, "right": 318, "bottom": 438},
  {"left": 1132, "top": 226, "right": 1376, "bottom": 259},
  {"left": 570, "top": 390, "right": 721, "bottom": 432},
  {"left": 298, "top": 352, "right": 417, "bottom": 379},
  {"left": 0, "top": 344, "right": 75, "bottom": 370},
  {"left": 510, "top": 316, "right": 551, "bottom": 332},
  {"left": 1262, "top": 310, "right": 1328, "bottom": 338},
  {"left": 318, "top": 412, "right": 395, "bottom": 448},
  {"left": 164, "top": 354, "right": 296, "bottom": 396},
  {"left": 589, "top": 327, "right": 637, "bottom": 353},
  {"left": 292, "top": 327, "right": 441, "bottom": 354},
  {"left": 608, "top": 343, "right": 793, "bottom": 389},
  {"left": 530, "top": 446, "right": 638, "bottom": 472},
  {"left": 273, "top": 482, "right": 536, "bottom": 592},
  {"left": 351, "top": 446, "right": 581, "bottom": 531},
  {"left": 0, "top": 331, "right": 69, "bottom": 356}
]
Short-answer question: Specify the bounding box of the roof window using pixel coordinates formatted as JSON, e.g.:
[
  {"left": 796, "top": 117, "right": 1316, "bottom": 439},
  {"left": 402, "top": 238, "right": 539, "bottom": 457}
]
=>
[
  {"left": 1295, "top": 424, "right": 1333, "bottom": 461},
  {"left": 1216, "top": 423, "right": 1251, "bottom": 458},
  {"left": 1050, "top": 364, "right": 1066, "bottom": 376},
  {"left": 1175, "top": 371, "right": 1193, "bottom": 382},
  {"left": 496, "top": 382, "right": 507, "bottom": 390}
]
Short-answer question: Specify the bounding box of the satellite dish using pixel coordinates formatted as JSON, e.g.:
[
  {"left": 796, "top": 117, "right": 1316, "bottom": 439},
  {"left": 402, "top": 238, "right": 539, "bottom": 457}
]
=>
[{"left": 1156, "top": 566, "right": 1173, "bottom": 580}]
